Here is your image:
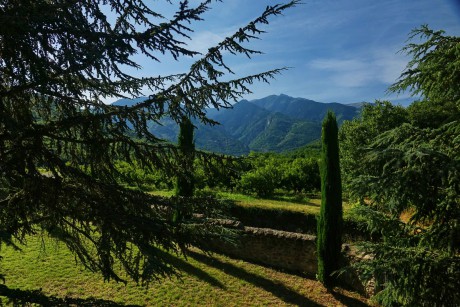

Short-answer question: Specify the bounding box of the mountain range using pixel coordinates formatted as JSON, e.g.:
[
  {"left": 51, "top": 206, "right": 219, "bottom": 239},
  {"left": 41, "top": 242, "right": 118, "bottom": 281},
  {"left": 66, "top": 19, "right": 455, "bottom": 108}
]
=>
[{"left": 113, "top": 94, "right": 362, "bottom": 155}]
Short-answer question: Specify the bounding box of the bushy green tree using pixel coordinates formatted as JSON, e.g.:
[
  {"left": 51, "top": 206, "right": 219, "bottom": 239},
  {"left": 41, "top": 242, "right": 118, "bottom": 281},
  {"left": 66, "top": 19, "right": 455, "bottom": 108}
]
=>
[
  {"left": 317, "top": 111, "right": 342, "bottom": 287},
  {"left": 115, "top": 160, "right": 173, "bottom": 190},
  {"left": 343, "top": 26, "right": 460, "bottom": 306},
  {"left": 281, "top": 157, "right": 320, "bottom": 193},
  {"left": 0, "top": 0, "right": 299, "bottom": 286},
  {"left": 339, "top": 101, "right": 409, "bottom": 195},
  {"left": 238, "top": 156, "right": 282, "bottom": 198},
  {"left": 195, "top": 157, "right": 244, "bottom": 191}
]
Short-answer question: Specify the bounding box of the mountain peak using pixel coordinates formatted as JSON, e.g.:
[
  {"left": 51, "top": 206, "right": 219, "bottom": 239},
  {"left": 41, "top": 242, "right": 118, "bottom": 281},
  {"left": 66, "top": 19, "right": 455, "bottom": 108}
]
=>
[{"left": 248, "top": 95, "right": 358, "bottom": 123}]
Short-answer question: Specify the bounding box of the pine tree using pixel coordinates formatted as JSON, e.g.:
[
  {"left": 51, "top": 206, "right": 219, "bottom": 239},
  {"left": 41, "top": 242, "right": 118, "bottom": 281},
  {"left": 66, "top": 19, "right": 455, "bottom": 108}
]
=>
[
  {"left": 342, "top": 27, "right": 460, "bottom": 306},
  {"left": 317, "top": 111, "right": 343, "bottom": 287},
  {"left": 176, "top": 116, "right": 195, "bottom": 197},
  {"left": 0, "top": 0, "right": 300, "bottom": 286}
]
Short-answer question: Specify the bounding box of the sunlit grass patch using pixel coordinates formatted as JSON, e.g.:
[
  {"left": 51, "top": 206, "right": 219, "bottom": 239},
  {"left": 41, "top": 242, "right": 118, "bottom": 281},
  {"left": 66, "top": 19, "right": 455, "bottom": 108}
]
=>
[
  {"left": 151, "top": 190, "right": 355, "bottom": 220},
  {"left": 0, "top": 235, "right": 372, "bottom": 306}
]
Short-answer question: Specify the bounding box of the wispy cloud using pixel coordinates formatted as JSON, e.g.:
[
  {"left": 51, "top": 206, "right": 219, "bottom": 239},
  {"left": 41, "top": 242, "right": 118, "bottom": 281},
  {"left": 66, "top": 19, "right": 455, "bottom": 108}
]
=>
[
  {"left": 309, "top": 58, "right": 371, "bottom": 87},
  {"left": 374, "top": 49, "right": 409, "bottom": 84},
  {"left": 126, "top": 0, "right": 460, "bottom": 105},
  {"left": 187, "top": 31, "right": 225, "bottom": 54},
  {"left": 308, "top": 47, "right": 408, "bottom": 89}
]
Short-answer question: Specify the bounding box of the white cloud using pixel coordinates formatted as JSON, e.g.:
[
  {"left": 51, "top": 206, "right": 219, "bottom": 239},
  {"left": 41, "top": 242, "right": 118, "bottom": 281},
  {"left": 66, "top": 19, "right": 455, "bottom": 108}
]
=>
[
  {"left": 186, "top": 31, "right": 225, "bottom": 54},
  {"left": 308, "top": 48, "right": 409, "bottom": 89},
  {"left": 309, "top": 59, "right": 365, "bottom": 71},
  {"left": 373, "top": 49, "right": 409, "bottom": 84},
  {"left": 309, "top": 58, "right": 373, "bottom": 87}
]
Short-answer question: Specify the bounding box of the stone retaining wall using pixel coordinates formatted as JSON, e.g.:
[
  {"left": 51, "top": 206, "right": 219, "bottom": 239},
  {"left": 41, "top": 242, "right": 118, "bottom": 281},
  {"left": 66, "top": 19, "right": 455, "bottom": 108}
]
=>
[
  {"left": 205, "top": 225, "right": 373, "bottom": 296},
  {"left": 209, "top": 227, "right": 318, "bottom": 274}
]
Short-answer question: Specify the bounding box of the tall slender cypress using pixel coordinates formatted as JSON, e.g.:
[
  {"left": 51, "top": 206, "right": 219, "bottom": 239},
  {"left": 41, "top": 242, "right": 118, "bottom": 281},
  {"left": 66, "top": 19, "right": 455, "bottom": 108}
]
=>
[
  {"left": 317, "top": 111, "right": 343, "bottom": 287},
  {"left": 175, "top": 116, "right": 195, "bottom": 197}
]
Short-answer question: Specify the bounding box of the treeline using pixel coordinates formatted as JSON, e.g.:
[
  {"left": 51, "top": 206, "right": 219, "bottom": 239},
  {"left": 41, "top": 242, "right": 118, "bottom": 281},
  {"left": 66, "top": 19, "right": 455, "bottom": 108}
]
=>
[{"left": 115, "top": 147, "right": 321, "bottom": 198}]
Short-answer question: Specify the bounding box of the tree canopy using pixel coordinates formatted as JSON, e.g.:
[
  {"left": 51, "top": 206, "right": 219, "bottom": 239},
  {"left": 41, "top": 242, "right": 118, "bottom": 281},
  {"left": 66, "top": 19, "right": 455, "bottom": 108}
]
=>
[
  {"left": 0, "top": 0, "right": 299, "bottom": 284},
  {"left": 389, "top": 26, "right": 460, "bottom": 115},
  {"left": 341, "top": 26, "right": 460, "bottom": 306}
]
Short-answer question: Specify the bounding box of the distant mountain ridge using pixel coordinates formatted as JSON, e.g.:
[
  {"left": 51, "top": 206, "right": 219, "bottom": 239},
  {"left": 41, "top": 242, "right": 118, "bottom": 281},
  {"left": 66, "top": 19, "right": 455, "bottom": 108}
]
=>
[
  {"left": 248, "top": 94, "right": 358, "bottom": 123},
  {"left": 112, "top": 94, "right": 361, "bottom": 155}
]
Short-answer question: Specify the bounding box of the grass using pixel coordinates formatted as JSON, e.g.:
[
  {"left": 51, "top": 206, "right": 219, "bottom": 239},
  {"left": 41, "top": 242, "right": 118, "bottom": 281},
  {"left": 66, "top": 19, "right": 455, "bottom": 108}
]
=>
[
  {"left": 218, "top": 191, "right": 322, "bottom": 215},
  {"left": 0, "top": 235, "right": 372, "bottom": 306},
  {"left": 151, "top": 189, "right": 356, "bottom": 219}
]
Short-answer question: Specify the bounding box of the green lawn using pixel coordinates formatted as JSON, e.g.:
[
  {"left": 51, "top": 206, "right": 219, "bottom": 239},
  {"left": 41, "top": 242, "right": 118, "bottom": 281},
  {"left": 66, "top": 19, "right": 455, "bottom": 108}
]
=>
[
  {"left": 151, "top": 190, "right": 355, "bottom": 219},
  {"left": 0, "top": 235, "right": 372, "bottom": 306}
]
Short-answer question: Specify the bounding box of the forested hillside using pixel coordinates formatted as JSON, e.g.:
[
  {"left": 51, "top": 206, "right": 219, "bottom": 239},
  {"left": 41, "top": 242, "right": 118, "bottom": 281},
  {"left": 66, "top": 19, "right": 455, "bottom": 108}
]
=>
[{"left": 113, "top": 94, "right": 360, "bottom": 154}]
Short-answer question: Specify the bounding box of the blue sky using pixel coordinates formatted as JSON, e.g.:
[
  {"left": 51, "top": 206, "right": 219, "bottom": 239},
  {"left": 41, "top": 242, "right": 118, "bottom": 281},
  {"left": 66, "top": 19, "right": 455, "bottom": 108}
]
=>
[{"left": 129, "top": 0, "right": 460, "bottom": 105}]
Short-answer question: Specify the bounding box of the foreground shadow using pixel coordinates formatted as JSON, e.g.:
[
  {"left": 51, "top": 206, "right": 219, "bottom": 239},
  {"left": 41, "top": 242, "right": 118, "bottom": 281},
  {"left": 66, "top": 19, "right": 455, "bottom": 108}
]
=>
[
  {"left": 156, "top": 249, "right": 225, "bottom": 289},
  {"left": 0, "top": 251, "right": 224, "bottom": 306},
  {"left": 188, "top": 251, "right": 322, "bottom": 307},
  {"left": 265, "top": 195, "right": 320, "bottom": 207},
  {"left": 0, "top": 284, "right": 141, "bottom": 306},
  {"left": 331, "top": 289, "right": 370, "bottom": 307}
]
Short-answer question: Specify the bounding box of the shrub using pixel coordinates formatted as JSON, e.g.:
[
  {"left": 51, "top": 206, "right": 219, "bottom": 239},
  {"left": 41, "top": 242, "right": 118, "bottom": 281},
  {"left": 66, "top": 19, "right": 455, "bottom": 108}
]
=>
[{"left": 238, "top": 164, "right": 281, "bottom": 198}]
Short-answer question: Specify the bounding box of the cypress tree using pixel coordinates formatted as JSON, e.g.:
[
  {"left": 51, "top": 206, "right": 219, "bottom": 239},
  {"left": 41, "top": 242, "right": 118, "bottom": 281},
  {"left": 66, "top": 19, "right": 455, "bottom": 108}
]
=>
[
  {"left": 317, "top": 111, "right": 343, "bottom": 287},
  {"left": 175, "top": 116, "right": 195, "bottom": 197}
]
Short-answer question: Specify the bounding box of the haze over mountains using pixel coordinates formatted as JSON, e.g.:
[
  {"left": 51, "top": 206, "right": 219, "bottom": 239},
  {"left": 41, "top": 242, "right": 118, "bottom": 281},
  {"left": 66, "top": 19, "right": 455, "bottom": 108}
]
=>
[{"left": 113, "top": 94, "right": 362, "bottom": 155}]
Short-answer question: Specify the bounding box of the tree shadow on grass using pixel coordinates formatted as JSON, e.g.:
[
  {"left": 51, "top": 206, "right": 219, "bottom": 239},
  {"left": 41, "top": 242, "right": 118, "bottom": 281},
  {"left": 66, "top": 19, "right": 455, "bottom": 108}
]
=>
[
  {"left": 156, "top": 249, "right": 225, "bottom": 289},
  {"left": 0, "top": 251, "right": 224, "bottom": 306},
  {"left": 0, "top": 284, "right": 141, "bottom": 306},
  {"left": 188, "top": 251, "right": 322, "bottom": 307},
  {"left": 331, "top": 289, "right": 370, "bottom": 307},
  {"left": 266, "top": 193, "right": 321, "bottom": 206}
]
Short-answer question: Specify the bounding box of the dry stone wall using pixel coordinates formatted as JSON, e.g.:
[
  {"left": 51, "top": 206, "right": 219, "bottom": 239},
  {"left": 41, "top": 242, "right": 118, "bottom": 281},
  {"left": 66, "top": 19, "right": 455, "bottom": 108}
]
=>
[
  {"left": 204, "top": 225, "right": 374, "bottom": 296},
  {"left": 209, "top": 227, "right": 317, "bottom": 275}
]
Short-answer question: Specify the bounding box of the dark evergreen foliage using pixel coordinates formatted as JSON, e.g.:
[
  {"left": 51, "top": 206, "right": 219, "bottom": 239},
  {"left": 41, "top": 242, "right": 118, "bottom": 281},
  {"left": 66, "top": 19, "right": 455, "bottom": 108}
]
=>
[
  {"left": 0, "top": 0, "right": 299, "bottom": 284},
  {"left": 341, "top": 27, "right": 460, "bottom": 306},
  {"left": 388, "top": 25, "right": 460, "bottom": 117},
  {"left": 175, "top": 116, "right": 195, "bottom": 197},
  {"left": 317, "top": 111, "right": 343, "bottom": 287},
  {"left": 346, "top": 122, "right": 460, "bottom": 306}
]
